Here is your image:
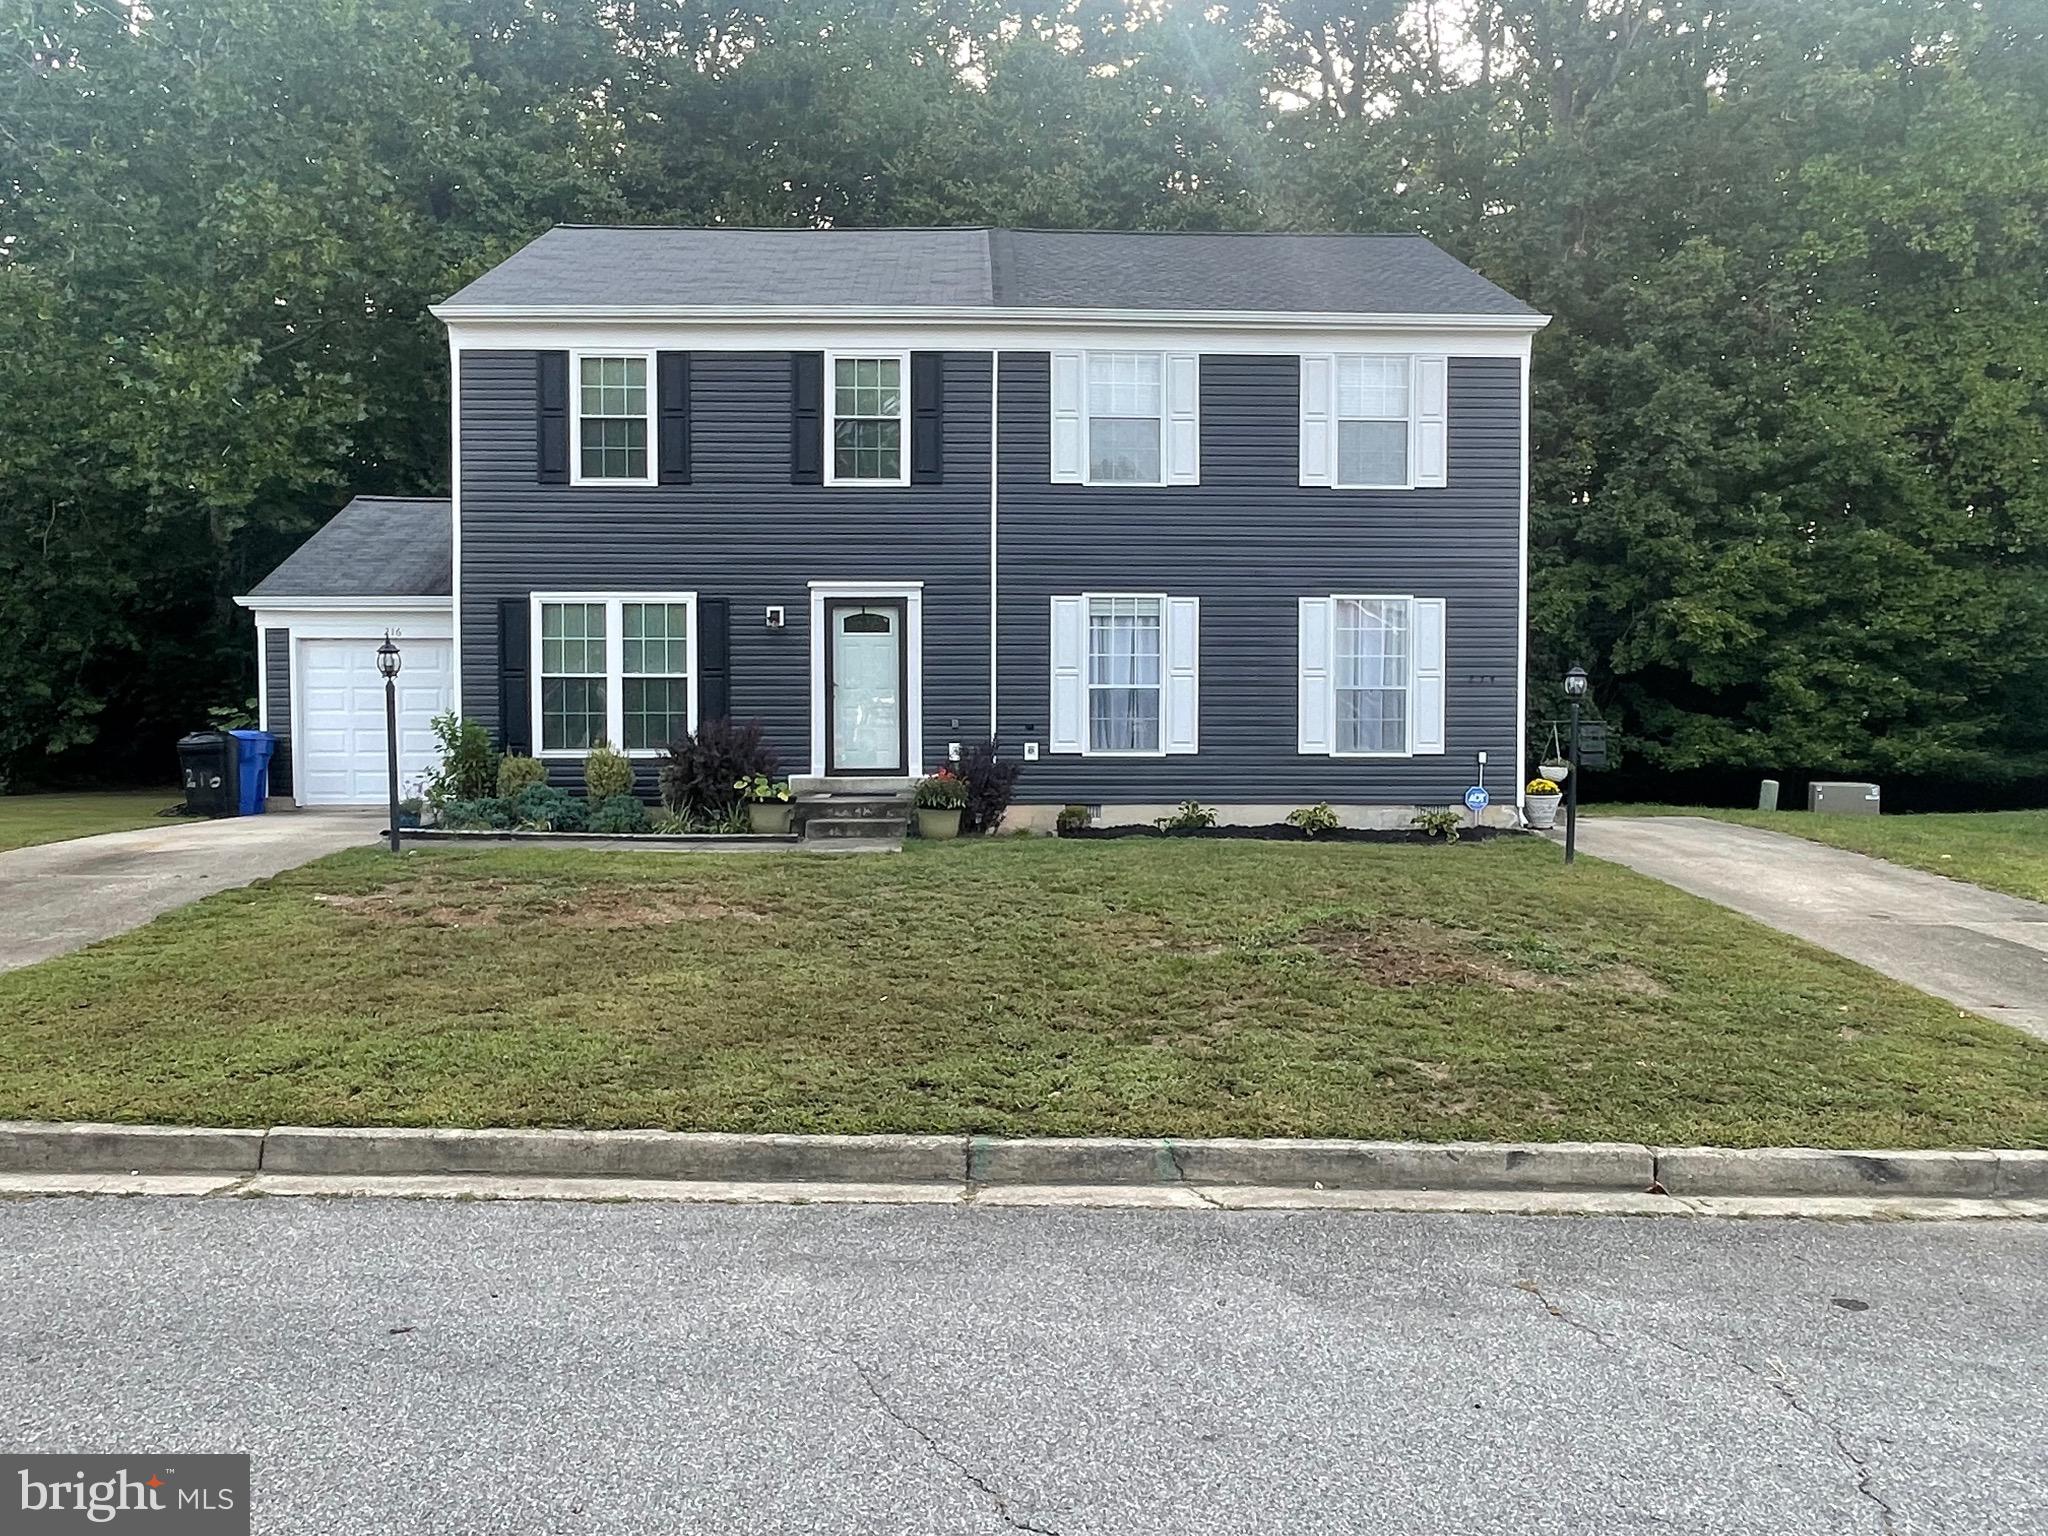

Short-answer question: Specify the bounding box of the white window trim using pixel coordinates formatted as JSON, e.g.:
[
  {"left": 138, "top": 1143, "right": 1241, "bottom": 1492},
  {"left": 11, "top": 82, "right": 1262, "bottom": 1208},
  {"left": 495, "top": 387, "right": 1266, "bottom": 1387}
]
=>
[
  {"left": 530, "top": 591, "right": 698, "bottom": 758},
  {"left": 1080, "top": 590, "right": 1170, "bottom": 758},
  {"left": 823, "top": 350, "right": 912, "bottom": 487},
  {"left": 567, "top": 349, "right": 658, "bottom": 487},
  {"left": 1326, "top": 592, "right": 1417, "bottom": 760},
  {"left": 1076, "top": 351, "right": 1168, "bottom": 488}
]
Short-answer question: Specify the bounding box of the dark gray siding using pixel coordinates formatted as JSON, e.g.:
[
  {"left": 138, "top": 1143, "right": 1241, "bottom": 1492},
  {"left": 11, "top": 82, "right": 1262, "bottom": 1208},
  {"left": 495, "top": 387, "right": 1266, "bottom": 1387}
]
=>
[
  {"left": 995, "top": 354, "right": 1522, "bottom": 804},
  {"left": 263, "top": 627, "right": 292, "bottom": 796},
  {"left": 458, "top": 350, "right": 993, "bottom": 785}
]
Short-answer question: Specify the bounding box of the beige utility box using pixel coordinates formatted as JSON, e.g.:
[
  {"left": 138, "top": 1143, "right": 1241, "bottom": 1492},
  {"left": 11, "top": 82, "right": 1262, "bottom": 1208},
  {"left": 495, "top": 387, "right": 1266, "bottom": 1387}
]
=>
[{"left": 1809, "top": 781, "right": 1881, "bottom": 815}]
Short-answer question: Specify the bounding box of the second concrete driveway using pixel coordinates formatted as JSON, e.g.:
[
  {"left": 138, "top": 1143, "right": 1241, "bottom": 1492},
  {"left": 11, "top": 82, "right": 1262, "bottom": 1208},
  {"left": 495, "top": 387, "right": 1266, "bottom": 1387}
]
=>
[
  {"left": 0, "top": 811, "right": 380, "bottom": 972},
  {"left": 1577, "top": 816, "right": 2048, "bottom": 1041}
]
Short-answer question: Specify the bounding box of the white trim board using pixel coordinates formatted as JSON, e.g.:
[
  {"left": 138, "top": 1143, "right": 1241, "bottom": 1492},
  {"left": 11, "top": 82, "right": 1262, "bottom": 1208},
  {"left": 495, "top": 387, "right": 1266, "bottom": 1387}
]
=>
[
  {"left": 806, "top": 581, "right": 925, "bottom": 779},
  {"left": 436, "top": 303, "right": 1551, "bottom": 332}
]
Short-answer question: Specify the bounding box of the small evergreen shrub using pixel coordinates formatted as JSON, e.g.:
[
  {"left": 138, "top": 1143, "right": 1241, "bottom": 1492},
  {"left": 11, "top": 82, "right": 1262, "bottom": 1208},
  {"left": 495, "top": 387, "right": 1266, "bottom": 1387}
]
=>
[
  {"left": 583, "top": 741, "right": 634, "bottom": 801},
  {"left": 1285, "top": 803, "right": 1342, "bottom": 839},
  {"left": 586, "top": 793, "right": 651, "bottom": 835},
  {"left": 441, "top": 796, "right": 514, "bottom": 831},
  {"left": 954, "top": 741, "right": 1021, "bottom": 834},
  {"left": 660, "top": 719, "right": 777, "bottom": 819},
  {"left": 511, "top": 782, "right": 586, "bottom": 832},
  {"left": 1055, "top": 803, "right": 1091, "bottom": 835},
  {"left": 497, "top": 755, "right": 547, "bottom": 797}
]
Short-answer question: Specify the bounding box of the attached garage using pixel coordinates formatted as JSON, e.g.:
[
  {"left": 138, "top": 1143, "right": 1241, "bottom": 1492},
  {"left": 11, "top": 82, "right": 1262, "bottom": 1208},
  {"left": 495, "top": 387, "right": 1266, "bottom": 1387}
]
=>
[{"left": 236, "top": 497, "right": 454, "bottom": 808}]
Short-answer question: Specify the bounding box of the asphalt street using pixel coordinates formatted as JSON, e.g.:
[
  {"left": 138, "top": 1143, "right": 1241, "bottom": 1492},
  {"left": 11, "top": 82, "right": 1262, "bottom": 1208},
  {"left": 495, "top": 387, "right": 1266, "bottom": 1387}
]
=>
[{"left": 4, "top": 1198, "right": 2044, "bottom": 1534}]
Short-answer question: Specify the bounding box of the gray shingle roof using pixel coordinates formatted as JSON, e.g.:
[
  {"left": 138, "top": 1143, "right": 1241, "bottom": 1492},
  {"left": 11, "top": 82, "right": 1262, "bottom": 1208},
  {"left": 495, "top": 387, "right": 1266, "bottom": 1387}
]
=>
[
  {"left": 246, "top": 496, "right": 451, "bottom": 599},
  {"left": 439, "top": 226, "right": 1539, "bottom": 318}
]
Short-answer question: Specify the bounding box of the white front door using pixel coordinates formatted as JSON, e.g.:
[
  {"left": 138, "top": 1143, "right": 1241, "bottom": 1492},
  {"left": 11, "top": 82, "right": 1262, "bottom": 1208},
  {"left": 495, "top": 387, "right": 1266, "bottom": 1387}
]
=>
[
  {"left": 827, "top": 600, "right": 906, "bottom": 775},
  {"left": 297, "top": 637, "right": 453, "bottom": 805}
]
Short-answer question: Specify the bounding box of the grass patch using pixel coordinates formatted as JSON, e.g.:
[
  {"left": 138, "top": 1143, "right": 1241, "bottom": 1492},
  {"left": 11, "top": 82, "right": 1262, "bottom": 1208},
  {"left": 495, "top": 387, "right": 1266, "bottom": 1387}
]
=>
[
  {"left": 0, "top": 790, "right": 184, "bottom": 852},
  {"left": 1, "top": 837, "right": 2044, "bottom": 1147},
  {"left": 1591, "top": 804, "right": 2048, "bottom": 905}
]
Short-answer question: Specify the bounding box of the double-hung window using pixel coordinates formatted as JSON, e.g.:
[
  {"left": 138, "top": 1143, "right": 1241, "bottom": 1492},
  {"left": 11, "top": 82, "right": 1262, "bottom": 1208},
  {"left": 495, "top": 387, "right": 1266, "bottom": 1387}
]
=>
[
  {"left": 826, "top": 353, "right": 908, "bottom": 485},
  {"left": 1086, "top": 595, "right": 1164, "bottom": 753},
  {"left": 534, "top": 593, "right": 696, "bottom": 755},
  {"left": 1299, "top": 353, "right": 1448, "bottom": 489},
  {"left": 1049, "top": 350, "right": 1200, "bottom": 486},
  {"left": 1049, "top": 592, "right": 1200, "bottom": 756},
  {"left": 573, "top": 353, "right": 654, "bottom": 485},
  {"left": 1087, "top": 353, "right": 1164, "bottom": 484},
  {"left": 1298, "top": 594, "right": 1447, "bottom": 757}
]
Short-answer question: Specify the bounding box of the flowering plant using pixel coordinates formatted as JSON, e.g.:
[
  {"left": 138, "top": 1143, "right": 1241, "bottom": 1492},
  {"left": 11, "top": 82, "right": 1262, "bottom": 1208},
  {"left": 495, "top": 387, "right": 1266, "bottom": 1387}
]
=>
[
  {"left": 914, "top": 769, "right": 967, "bottom": 809},
  {"left": 1526, "top": 778, "right": 1561, "bottom": 795}
]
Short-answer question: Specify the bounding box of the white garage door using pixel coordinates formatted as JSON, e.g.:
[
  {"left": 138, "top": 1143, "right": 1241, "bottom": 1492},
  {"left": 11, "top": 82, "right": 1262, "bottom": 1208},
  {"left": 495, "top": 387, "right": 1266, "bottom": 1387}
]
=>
[{"left": 297, "top": 638, "right": 454, "bottom": 806}]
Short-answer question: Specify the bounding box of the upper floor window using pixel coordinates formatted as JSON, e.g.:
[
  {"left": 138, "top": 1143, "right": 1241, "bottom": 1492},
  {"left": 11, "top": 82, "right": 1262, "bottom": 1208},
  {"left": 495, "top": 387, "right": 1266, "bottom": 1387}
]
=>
[
  {"left": 533, "top": 592, "right": 695, "bottom": 755},
  {"left": 573, "top": 353, "right": 655, "bottom": 485},
  {"left": 1050, "top": 350, "right": 1200, "bottom": 487},
  {"left": 1299, "top": 353, "right": 1448, "bottom": 490},
  {"left": 826, "top": 353, "right": 909, "bottom": 485}
]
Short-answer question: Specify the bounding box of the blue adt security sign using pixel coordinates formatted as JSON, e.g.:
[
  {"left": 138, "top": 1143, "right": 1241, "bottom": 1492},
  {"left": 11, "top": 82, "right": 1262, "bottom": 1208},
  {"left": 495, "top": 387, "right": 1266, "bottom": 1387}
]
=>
[{"left": 1463, "top": 786, "right": 1491, "bottom": 812}]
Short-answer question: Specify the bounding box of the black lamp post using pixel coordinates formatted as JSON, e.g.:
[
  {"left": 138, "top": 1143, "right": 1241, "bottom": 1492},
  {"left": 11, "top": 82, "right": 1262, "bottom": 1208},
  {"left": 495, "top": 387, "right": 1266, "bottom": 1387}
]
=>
[
  {"left": 1562, "top": 663, "right": 1588, "bottom": 865},
  {"left": 377, "top": 633, "right": 403, "bottom": 854}
]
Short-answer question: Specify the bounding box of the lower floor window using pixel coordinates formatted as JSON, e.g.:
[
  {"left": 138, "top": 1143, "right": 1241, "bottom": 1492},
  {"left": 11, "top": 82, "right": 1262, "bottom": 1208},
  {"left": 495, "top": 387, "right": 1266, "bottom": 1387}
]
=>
[
  {"left": 534, "top": 593, "right": 695, "bottom": 754},
  {"left": 1334, "top": 597, "right": 1410, "bottom": 754},
  {"left": 1087, "top": 595, "right": 1163, "bottom": 753}
]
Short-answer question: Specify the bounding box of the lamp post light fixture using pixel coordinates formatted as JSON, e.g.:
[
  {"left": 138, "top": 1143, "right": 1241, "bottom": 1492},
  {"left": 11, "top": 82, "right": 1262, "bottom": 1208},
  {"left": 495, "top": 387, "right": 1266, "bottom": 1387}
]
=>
[
  {"left": 377, "top": 633, "right": 403, "bottom": 854},
  {"left": 1562, "top": 664, "right": 1588, "bottom": 864}
]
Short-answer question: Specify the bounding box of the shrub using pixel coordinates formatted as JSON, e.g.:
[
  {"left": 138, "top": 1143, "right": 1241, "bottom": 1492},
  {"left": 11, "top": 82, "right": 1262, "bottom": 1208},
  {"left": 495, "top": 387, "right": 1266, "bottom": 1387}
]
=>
[
  {"left": 511, "top": 782, "right": 587, "bottom": 832},
  {"left": 1156, "top": 801, "right": 1217, "bottom": 831},
  {"left": 660, "top": 719, "right": 778, "bottom": 819},
  {"left": 426, "top": 713, "right": 499, "bottom": 808},
  {"left": 1412, "top": 807, "right": 1463, "bottom": 842},
  {"left": 583, "top": 741, "right": 633, "bottom": 801},
  {"left": 497, "top": 755, "right": 547, "bottom": 798},
  {"left": 914, "top": 769, "right": 968, "bottom": 809},
  {"left": 586, "top": 793, "right": 651, "bottom": 835},
  {"left": 441, "top": 796, "right": 514, "bottom": 831},
  {"left": 1286, "top": 803, "right": 1342, "bottom": 839},
  {"left": 1055, "top": 803, "right": 1091, "bottom": 835},
  {"left": 954, "top": 740, "right": 1022, "bottom": 834}
]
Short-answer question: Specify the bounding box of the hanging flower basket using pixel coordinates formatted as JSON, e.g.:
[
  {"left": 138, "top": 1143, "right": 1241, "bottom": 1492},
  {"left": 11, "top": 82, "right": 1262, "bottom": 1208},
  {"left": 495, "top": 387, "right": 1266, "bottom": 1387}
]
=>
[{"left": 1538, "top": 723, "right": 1570, "bottom": 783}]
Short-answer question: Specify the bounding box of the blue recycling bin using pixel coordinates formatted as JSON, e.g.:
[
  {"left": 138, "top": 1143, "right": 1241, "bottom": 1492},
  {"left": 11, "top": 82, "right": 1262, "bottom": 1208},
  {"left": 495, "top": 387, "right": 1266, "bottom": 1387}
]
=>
[{"left": 229, "top": 729, "right": 277, "bottom": 815}]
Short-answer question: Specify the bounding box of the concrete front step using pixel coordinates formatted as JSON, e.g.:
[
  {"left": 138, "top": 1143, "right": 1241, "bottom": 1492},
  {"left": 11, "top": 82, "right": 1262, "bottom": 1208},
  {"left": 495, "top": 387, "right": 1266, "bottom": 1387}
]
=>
[
  {"left": 804, "top": 814, "right": 910, "bottom": 842},
  {"left": 789, "top": 775, "right": 916, "bottom": 796}
]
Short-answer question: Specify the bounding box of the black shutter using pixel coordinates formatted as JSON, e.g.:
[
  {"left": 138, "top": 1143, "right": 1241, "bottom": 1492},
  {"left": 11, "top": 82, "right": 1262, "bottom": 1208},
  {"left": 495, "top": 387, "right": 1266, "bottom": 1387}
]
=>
[
  {"left": 790, "top": 352, "right": 823, "bottom": 484},
  {"left": 911, "top": 352, "right": 944, "bottom": 484},
  {"left": 698, "top": 598, "right": 731, "bottom": 724},
  {"left": 498, "top": 597, "right": 532, "bottom": 755},
  {"left": 536, "top": 352, "right": 569, "bottom": 484},
  {"left": 658, "top": 351, "right": 691, "bottom": 484}
]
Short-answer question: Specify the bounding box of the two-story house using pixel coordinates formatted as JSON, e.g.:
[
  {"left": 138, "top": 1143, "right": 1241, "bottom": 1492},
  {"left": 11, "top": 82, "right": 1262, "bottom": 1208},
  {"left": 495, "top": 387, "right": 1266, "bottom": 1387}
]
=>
[{"left": 239, "top": 227, "right": 1546, "bottom": 826}]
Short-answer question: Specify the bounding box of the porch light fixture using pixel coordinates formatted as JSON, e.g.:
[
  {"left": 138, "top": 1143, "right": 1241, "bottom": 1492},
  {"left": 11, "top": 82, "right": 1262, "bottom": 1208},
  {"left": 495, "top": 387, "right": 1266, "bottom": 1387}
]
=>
[
  {"left": 1563, "top": 664, "right": 1588, "bottom": 699},
  {"left": 377, "top": 635, "right": 403, "bottom": 680}
]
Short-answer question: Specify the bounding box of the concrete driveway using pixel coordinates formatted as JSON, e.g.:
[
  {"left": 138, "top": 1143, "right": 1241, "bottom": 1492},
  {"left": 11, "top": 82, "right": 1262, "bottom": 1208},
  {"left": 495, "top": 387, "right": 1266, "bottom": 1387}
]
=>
[
  {"left": 1576, "top": 816, "right": 2048, "bottom": 1041},
  {"left": 0, "top": 811, "right": 380, "bottom": 972}
]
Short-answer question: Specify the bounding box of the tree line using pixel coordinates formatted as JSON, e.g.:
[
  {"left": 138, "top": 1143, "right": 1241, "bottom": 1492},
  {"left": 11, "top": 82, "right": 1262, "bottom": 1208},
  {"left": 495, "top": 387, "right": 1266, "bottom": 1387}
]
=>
[{"left": 2, "top": 0, "right": 2043, "bottom": 792}]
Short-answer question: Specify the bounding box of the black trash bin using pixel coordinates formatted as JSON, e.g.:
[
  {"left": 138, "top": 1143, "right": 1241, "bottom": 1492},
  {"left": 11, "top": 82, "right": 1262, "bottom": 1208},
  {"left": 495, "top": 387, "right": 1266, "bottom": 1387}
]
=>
[{"left": 177, "top": 731, "right": 241, "bottom": 818}]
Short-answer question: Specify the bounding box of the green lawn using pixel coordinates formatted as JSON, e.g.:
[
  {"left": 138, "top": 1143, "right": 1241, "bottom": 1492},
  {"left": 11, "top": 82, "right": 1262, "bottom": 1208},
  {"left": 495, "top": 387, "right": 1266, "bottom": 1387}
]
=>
[
  {"left": 0, "top": 790, "right": 184, "bottom": 853},
  {"left": 1591, "top": 804, "right": 2048, "bottom": 905},
  {"left": 4, "top": 836, "right": 2045, "bottom": 1147}
]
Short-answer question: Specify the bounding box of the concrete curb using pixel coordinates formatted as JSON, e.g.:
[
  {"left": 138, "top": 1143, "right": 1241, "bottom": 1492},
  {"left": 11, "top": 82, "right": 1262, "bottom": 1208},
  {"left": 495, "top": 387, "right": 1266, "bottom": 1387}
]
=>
[{"left": 0, "top": 1123, "right": 2042, "bottom": 1200}]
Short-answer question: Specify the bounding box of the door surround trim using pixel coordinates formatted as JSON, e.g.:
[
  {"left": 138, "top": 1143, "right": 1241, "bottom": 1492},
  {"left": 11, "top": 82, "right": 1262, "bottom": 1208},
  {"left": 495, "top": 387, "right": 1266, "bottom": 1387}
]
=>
[{"left": 807, "top": 581, "right": 924, "bottom": 779}]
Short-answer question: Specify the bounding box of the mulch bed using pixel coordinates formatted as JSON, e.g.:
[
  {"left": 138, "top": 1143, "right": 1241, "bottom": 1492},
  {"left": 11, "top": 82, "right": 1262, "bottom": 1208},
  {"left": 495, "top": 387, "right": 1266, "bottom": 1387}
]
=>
[{"left": 1059, "top": 823, "right": 1516, "bottom": 844}]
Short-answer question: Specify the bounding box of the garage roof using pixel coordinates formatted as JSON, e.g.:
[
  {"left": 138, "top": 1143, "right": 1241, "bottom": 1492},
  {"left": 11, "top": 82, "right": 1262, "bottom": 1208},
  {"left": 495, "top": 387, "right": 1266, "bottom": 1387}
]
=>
[
  {"left": 246, "top": 496, "right": 452, "bottom": 600},
  {"left": 437, "top": 226, "right": 1542, "bottom": 319}
]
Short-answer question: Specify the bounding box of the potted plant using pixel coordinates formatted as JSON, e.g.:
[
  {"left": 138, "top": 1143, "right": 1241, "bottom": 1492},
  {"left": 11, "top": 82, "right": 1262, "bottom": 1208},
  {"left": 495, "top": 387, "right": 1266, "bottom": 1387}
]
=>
[
  {"left": 913, "top": 769, "right": 967, "bottom": 839},
  {"left": 734, "top": 773, "right": 793, "bottom": 835},
  {"left": 1525, "top": 777, "right": 1562, "bottom": 830}
]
